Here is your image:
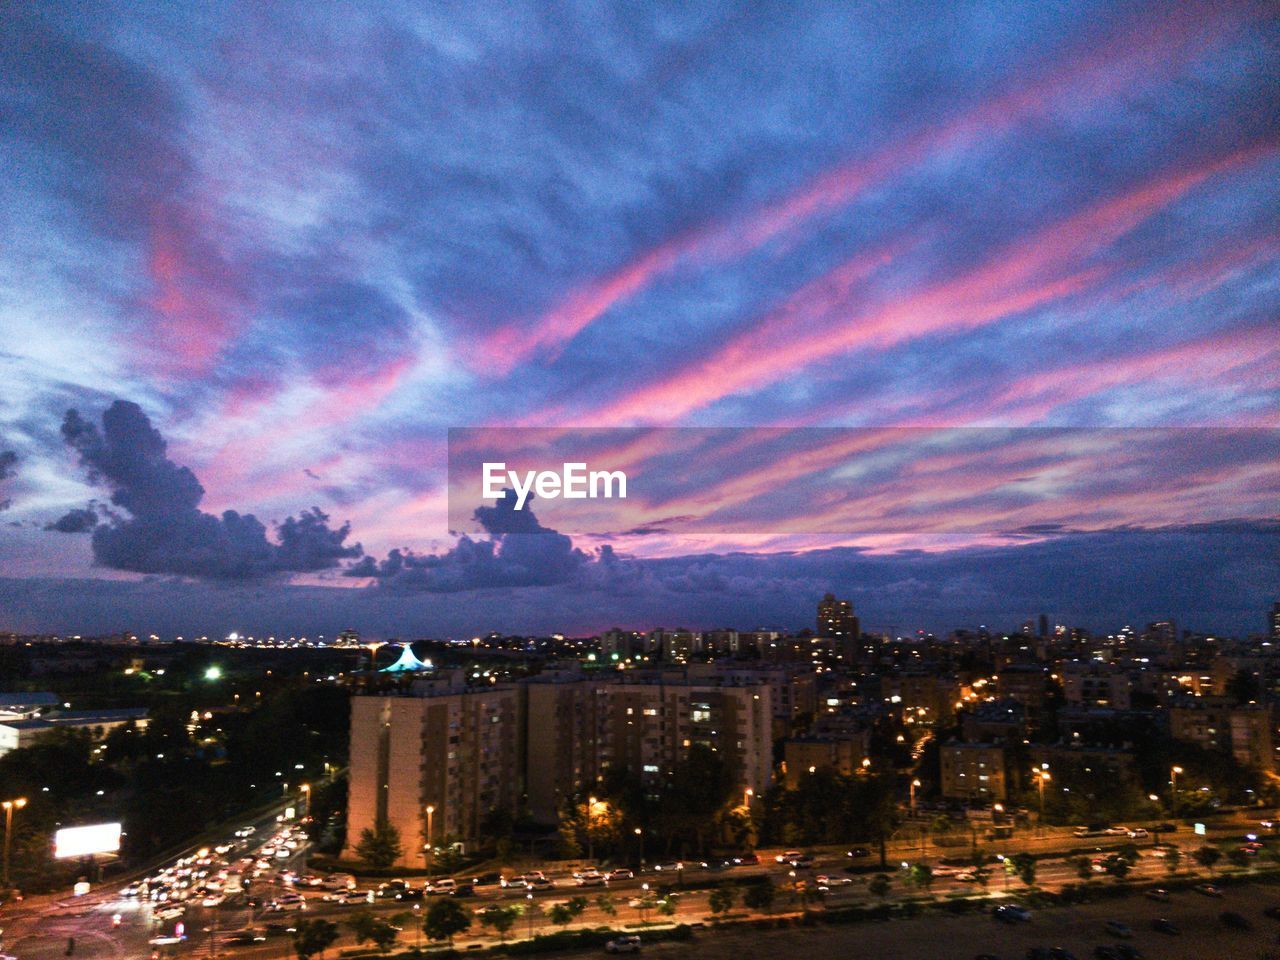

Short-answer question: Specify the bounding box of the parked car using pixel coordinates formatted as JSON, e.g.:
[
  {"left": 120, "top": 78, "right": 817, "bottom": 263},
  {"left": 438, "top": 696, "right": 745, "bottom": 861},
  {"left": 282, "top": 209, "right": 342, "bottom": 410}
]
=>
[
  {"left": 995, "top": 905, "right": 1031, "bottom": 923},
  {"left": 846, "top": 847, "right": 870, "bottom": 859},
  {"left": 1104, "top": 920, "right": 1132, "bottom": 938},
  {"left": 576, "top": 874, "right": 607, "bottom": 887},
  {"left": 1144, "top": 888, "right": 1169, "bottom": 901},
  {"left": 1151, "top": 918, "right": 1179, "bottom": 935},
  {"left": 653, "top": 861, "right": 683, "bottom": 872},
  {"left": 427, "top": 879, "right": 457, "bottom": 895},
  {"left": 605, "top": 935, "right": 642, "bottom": 954},
  {"left": 776, "top": 850, "right": 803, "bottom": 864},
  {"left": 608, "top": 868, "right": 634, "bottom": 880},
  {"left": 1194, "top": 883, "right": 1224, "bottom": 897},
  {"left": 1125, "top": 828, "right": 1148, "bottom": 839}
]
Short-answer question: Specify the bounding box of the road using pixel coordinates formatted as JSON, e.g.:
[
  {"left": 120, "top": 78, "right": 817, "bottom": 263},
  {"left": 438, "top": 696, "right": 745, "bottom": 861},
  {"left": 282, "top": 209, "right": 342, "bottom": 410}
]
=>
[{"left": 0, "top": 808, "right": 1268, "bottom": 960}]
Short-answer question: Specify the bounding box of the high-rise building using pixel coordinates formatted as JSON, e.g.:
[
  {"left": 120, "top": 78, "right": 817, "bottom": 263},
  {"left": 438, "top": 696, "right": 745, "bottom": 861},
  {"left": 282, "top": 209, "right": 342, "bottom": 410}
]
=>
[
  {"left": 817, "top": 593, "right": 860, "bottom": 662},
  {"left": 1270, "top": 602, "right": 1280, "bottom": 641},
  {"left": 344, "top": 680, "right": 521, "bottom": 868},
  {"left": 346, "top": 671, "right": 775, "bottom": 863}
]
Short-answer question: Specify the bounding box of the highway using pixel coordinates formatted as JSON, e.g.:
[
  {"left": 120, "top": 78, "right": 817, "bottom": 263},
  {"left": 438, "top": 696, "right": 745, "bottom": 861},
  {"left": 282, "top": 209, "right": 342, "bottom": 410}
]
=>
[{"left": 0, "top": 808, "right": 1268, "bottom": 960}]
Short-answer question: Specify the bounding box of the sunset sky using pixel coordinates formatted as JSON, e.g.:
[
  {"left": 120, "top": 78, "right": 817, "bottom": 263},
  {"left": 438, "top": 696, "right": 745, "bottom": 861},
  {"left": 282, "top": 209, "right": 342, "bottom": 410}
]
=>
[{"left": 1, "top": 0, "right": 1276, "bottom": 637}]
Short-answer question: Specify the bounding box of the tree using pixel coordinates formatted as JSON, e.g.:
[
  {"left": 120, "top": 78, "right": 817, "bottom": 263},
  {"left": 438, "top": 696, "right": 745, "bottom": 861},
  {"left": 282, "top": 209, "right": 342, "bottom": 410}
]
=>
[
  {"left": 292, "top": 919, "right": 340, "bottom": 960},
  {"left": 1105, "top": 857, "right": 1131, "bottom": 881},
  {"left": 1194, "top": 845, "right": 1222, "bottom": 876},
  {"left": 355, "top": 820, "right": 402, "bottom": 869},
  {"left": 868, "top": 874, "right": 891, "bottom": 900},
  {"left": 478, "top": 904, "right": 520, "bottom": 942},
  {"left": 345, "top": 911, "right": 399, "bottom": 955},
  {"left": 708, "top": 884, "right": 736, "bottom": 918},
  {"left": 1227, "top": 847, "right": 1251, "bottom": 869},
  {"left": 423, "top": 898, "right": 471, "bottom": 947},
  {"left": 595, "top": 893, "right": 617, "bottom": 918},
  {"left": 1008, "top": 853, "right": 1036, "bottom": 888},
  {"left": 1163, "top": 846, "right": 1181, "bottom": 877},
  {"left": 1073, "top": 856, "right": 1094, "bottom": 881},
  {"left": 656, "top": 893, "right": 678, "bottom": 918},
  {"left": 546, "top": 898, "right": 586, "bottom": 929},
  {"left": 907, "top": 863, "right": 934, "bottom": 893},
  {"left": 742, "top": 879, "right": 776, "bottom": 915}
]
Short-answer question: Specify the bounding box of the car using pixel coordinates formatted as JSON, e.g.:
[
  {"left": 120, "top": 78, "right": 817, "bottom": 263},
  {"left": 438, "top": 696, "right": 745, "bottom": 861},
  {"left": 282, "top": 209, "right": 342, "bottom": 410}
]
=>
[
  {"left": 996, "top": 905, "right": 1031, "bottom": 923},
  {"left": 1150, "top": 918, "right": 1179, "bottom": 935},
  {"left": 501, "top": 872, "right": 546, "bottom": 888},
  {"left": 931, "top": 865, "right": 960, "bottom": 878},
  {"left": 955, "top": 871, "right": 980, "bottom": 882},
  {"left": 155, "top": 904, "right": 185, "bottom": 921},
  {"left": 1102, "top": 827, "right": 1128, "bottom": 837},
  {"left": 605, "top": 935, "right": 642, "bottom": 954},
  {"left": 815, "top": 875, "right": 852, "bottom": 887},
  {"left": 452, "top": 884, "right": 474, "bottom": 898},
  {"left": 223, "top": 930, "right": 267, "bottom": 946},
  {"left": 1125, "top": 828, "right": 1148, "bottom": 839},
  {"left": 733, "top": 853, "right": 760, "bottom": 865},
  {"left": 846, "top": 847, "right": 870, "bottom": 859},
  {"left": 1104, "top": 920, "right": 1132, "bottom": 938},
  {"left": 776, "top": 850, "right": 803, "bottom": 863},
  {"left": 428, "top": 879, "right": 457, "bottom": 895},
  {"left": 268, "top": 895, "right": 308, "bottom": 912},
  {"left": 576, "top": 874, "right": 607, "bottom": 887},
  {"left": 653, "top": 861, "right": 683, "bottom": 872},
  {"left": 1143, "top": 888, "right": 1169, "bottom": 902},
  {"left": 235, "top": 826, "right": 256, "bottom": 838},
  {"left": 202, "top": 893, "right": 226, "bottom": 907},
  {"left": 1220, "top": 911, "right": 1251, "bottom": 930},
  {"left": 528, "top": 877, "right": 554, "bottom": 889},
  {"left": 608, "top": 868, "right": 634, "bottom": 880},
  {"left": 788, "top": 854, "right": 815, "bottom": 868},
  {"left": 471, "top": 872, "right": 502, "bottom": 886},
  {"left": 1194, "top": 883, "right": 1223, "bottom": 897}
]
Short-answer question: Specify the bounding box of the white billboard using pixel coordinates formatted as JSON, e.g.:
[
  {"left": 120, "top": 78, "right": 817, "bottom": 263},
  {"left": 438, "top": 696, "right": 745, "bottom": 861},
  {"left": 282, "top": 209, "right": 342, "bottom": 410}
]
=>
[{"left": 54, "top": 823, "right": 122, "bottom": 859}]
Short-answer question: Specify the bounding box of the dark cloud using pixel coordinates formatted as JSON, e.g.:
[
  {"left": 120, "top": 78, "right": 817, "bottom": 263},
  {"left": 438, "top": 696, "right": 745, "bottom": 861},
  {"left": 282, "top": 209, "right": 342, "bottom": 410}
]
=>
[
  {"left": 4, "top": 519, "right": 1276, "bottom": 639},
  {"left": 45, "top": 505, "right": 98, "bottom": 533},
  {"left": 60, "top": 400, "right": 362, "bottom": 579},
  {"left": 346, "top": 490, "right": 590, "bottom": 590},
  {"left": 0, "top": 449, "right": 15, "bottom": 510}
]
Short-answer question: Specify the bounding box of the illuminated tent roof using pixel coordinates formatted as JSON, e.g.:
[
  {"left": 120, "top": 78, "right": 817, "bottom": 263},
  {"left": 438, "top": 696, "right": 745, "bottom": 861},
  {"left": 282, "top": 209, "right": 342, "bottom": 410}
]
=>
[{"left": 379, "top": 645, "right": 433, "bottom": 673}]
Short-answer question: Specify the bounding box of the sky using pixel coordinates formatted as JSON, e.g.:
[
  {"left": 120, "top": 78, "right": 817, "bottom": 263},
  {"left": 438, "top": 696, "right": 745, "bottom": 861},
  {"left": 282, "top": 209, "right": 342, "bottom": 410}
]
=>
[{"left": 0, "top": 0, "right": 1277, "bottom": 639}]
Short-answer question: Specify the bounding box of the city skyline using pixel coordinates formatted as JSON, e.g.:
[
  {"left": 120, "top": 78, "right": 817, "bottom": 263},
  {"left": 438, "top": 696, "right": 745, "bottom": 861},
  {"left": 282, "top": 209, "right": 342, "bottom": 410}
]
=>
[{"left": 2, "top": 1, "right": 1278, "bottom": 636}]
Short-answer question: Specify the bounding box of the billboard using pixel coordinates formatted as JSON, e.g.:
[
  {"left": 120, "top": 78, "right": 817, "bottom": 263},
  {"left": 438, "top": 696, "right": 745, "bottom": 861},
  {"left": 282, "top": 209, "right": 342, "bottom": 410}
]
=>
[{"left": 54, "top": 823, "right": 122, "bottom": 859}]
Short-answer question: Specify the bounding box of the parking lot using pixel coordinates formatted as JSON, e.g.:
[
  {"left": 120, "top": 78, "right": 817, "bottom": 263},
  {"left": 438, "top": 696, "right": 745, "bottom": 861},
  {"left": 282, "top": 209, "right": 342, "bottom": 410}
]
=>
[{"left": 601, "top": 881, "right": 1280, "bottom": 960}]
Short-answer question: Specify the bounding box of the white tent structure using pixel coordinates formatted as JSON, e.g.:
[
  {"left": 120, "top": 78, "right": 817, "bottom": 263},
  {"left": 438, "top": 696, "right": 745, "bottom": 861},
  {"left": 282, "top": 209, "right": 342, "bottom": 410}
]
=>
[{"left": 378, "top": 644, "right": 433, "bottom": 673}]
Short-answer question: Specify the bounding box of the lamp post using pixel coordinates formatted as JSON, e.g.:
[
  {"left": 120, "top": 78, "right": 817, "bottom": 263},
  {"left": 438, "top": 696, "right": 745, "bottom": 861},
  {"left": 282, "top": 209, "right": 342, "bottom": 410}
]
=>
[
  {"left": 587, "top": 797, "right": 598, "bottom": 864},
  {"left": 1171, "top": 765, "right": 1182, "bottom": 798},
  {"left": 743, "top": 787, "right": 754, "bottom": 809},
  {"left": 634, "top": 827, "right": 644, "bottom": 871},
  {"left": 1036, "top": 769, "right": 1051, "bottom": 824},
  {"left": 412, "top": 903, "right": 421, "bottom": 949},
  {"left": 425, "top": 804, "right": 436, "bottom": 879},
  {"left": 3, "top": 797, "right": 27, "bottom": 889},
  {"left": 299, "top": 783, "right": 311, "bottom": 819},
  {"left": 525, "top": 892, "right": 535, "bottom": 939},
  {"left": 910, "top": 779, "right": 921, "bottom": 814}
]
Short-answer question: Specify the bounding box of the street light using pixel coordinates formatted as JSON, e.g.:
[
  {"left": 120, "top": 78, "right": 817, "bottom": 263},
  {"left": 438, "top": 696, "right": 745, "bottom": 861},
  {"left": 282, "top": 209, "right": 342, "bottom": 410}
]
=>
[
  {"left": 910, "top": 779, "right": 921, "bottom": 814},
  {"left": 744, "top": 787, "right": 754, "bottom": 809},
  {"left": 425, "top": 804, "right": 436, "bottom": 878},
  {"left": 587, "top": 797, "right": 599, "bottom": 863},
  {"left": 2, "top": 797, "right": 27, "bottom": 889},
  {"left": 1171, "top": 765, "right": 1183, "bottom": 796},
  {"left": 1035, "top": 769, "right": 1051, "bottom": 827},
  {"left": 299, "top": 783, "right": 311, "bottom": 819},
  {"left": 634, "top": 826, "right": 644, "bottom": 870}
]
